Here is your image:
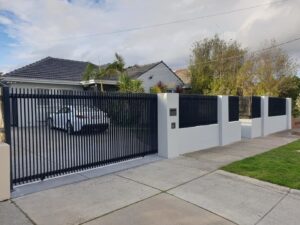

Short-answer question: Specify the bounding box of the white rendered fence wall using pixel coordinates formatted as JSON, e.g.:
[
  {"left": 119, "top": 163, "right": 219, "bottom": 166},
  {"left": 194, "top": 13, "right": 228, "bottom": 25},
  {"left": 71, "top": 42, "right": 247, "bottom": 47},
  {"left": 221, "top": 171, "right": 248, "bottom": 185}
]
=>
[
  {"left": 157, "top": 94, "right": 180, "bottom": 158},
  {"left": 157, "top": 94, "right": 241, "bottom": 158},
  {"left": 218, "top": 96, "right": 241, "bottom": 146},
  {"left": 241, "top": 97, "right": 291, "bottom": 138},
  {"left": 176, "top": 124, "right": 220, "bottom": 155},
  {"left": 0, "top": 143, "right": 10, "bottom": 201},
  {"left": 262, "top": 97, "right": 291, "bottom": 136},
  {"left": 240, "top": 118, "right": 262, "bottom": 139}
]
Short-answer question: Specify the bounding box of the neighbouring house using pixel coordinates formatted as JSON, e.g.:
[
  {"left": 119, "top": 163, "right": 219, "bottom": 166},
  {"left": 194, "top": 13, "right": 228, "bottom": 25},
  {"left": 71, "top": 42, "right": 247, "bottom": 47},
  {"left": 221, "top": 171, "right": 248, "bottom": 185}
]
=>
[
  {"left": 2, "top": 57, "right": 184, "bottom": 93},
  {"left": 1, "top": 57, "right": 87, "bottom": 91},
  {"left": 81, "top": 61, "right": 184, "bottom": 93},
  {"left": 175, "top": 68, "right": 191, "bottom": 90}
]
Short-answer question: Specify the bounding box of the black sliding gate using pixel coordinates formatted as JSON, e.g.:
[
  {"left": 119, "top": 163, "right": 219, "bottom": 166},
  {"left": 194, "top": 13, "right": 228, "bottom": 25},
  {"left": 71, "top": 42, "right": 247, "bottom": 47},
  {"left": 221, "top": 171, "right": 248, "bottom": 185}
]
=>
[{"left": 3, "top": 88, "right": 158, "bottom": 186}]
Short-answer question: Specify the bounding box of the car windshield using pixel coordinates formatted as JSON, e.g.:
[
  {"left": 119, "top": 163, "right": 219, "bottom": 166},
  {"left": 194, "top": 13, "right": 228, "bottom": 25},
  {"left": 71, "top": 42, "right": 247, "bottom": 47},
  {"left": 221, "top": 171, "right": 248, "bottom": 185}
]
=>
[{"left": 75, "top": 106, "right": 100, "bottom": 113}]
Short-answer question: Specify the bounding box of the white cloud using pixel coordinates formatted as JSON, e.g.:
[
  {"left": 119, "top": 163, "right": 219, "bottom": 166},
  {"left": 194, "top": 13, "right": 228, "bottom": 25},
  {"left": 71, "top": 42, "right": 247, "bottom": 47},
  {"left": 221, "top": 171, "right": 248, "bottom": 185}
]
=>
[
  {"left": 0, "top": 15, "right": 11, "bottom": 25},
  {"left": 0, "top": 0, "right": 299, "bottom": 71}
]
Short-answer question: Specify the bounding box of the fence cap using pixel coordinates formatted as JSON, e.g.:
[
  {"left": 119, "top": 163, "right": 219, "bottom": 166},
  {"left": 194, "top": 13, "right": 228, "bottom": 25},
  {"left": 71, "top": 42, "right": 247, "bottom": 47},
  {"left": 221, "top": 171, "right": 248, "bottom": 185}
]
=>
[{"left": 0, "top": 142, "right": 9, "bottom": 149}]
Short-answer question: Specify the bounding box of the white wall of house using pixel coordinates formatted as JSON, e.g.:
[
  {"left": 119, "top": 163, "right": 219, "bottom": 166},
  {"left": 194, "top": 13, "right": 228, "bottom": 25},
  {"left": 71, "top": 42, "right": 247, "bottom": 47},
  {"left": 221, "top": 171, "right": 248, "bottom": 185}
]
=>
[
  {"left": 138, "top": 63, "right": 183, "bottom": 93},
  {"left": 6, "top": 81, "right": 83, "bottom": 127},
  {"left": 7, "top": 81, "right": 83, "bottom": 91}
]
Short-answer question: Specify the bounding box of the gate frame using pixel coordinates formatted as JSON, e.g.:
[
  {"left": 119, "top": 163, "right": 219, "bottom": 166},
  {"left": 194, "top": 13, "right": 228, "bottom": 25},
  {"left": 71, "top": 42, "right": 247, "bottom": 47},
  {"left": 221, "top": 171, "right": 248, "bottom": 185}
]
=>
[
  {"left": 2, "top": 87, "right": 12, "bottom": 190},
  {"left": 5, "top": 88, "right": 158, "bottom": 186}
]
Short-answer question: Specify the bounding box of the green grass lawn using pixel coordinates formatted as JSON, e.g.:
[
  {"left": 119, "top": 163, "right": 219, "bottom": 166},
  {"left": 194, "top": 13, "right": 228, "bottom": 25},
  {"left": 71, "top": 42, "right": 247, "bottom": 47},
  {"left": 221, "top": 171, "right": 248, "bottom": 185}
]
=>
[{"left": 222, "top": 139, "right": 300, "bottom": 189}]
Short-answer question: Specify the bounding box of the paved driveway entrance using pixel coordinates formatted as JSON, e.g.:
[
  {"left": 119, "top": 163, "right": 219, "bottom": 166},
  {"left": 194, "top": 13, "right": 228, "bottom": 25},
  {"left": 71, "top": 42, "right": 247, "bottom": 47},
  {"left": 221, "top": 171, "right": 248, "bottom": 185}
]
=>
[{"left": 1, "top": 132, "right": 300, "bottom": 225}]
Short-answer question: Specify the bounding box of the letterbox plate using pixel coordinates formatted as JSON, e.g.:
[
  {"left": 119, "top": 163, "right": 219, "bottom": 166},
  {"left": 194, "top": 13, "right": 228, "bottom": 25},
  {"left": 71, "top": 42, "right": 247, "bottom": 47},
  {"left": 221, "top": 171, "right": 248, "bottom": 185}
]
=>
[{"left": 170, "top": 108, "right": 177, "bottom": 116}]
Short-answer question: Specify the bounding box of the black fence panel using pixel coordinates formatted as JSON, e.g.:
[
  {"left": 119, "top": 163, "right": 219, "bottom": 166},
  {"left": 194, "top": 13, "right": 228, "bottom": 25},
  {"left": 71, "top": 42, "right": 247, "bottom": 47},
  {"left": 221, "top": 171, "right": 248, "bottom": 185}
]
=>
[
  {"left": 179, "top": 95, "right": 218, "bottom": 128},
  {"left": 239, "top": 96, "right": 261, "bottom": 119},
  {"left": 252, "top": 96, "right": 261, "bottom": 118},
  {"left": 268, "top": 97, "right": 286, "bottom": 116},
  {"left": 4, "top": 88, "right": 158, "bottom": 186},
  {"left": 228, "top": 96, "right": 239, "bottom": 122}
]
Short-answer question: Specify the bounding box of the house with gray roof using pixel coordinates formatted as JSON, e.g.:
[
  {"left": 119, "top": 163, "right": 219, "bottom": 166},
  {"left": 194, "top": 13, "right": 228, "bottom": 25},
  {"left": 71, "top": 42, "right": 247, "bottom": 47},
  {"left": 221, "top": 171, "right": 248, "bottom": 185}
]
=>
[{"left": 2, "top": 57, "right": 183, "bottom": 93}]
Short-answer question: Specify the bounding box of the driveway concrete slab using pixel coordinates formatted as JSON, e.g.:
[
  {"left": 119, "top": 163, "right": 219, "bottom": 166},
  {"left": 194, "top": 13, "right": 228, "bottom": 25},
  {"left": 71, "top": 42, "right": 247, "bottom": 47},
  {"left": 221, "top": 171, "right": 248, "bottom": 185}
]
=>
[
  {"left": 258, "top": 194, "right": 300, "bottom": 225},
  {"left": 11, "top": 154, "right": 162, "bottom": 199},
  {"left": 14, "top": 175, "right": 159, "bottom": 225},
  {"left": 12, "top": 173, "right": 87, "bottom": 199},
  {"left": 169, "top": 171, "right": 286, "bottom": 225},
  {"left": 117, "top": 160, "right": 207, "bottom": 191},
  {"left": 85, "top": 193, "right": 235, "bottom": 225},
  {"left": 80, "top": 155, "right": 162, "bottom": 179},
  {"left": 0, "top": 201, "right": 33, "bottom": 225}
]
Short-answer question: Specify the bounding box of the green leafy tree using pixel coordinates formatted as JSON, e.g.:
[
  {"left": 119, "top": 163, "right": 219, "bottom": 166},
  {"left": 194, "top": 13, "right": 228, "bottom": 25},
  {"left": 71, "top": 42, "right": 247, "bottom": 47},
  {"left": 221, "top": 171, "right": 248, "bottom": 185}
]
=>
[
  {"left": 296, "top": 93, "right": 300, "bottom": 116},
  {"left": 236, "top": 57, "right": 256, "bottom": 96},
  {"left": 189, "top": 37, "right": 298, "bottom": 102},
  {"left": 248, "top": 41, "right": 297, "bottom": 96},
  {"left": 189, "top": 35, "right": 246, "bottom": 95},
  {"left": 118, "top": 74, "right": 131, "bottom": 92},
  {"left": 150, "top": 81, "right": 168, "bottom": 93},
  {"left": 130, "top": 79, "right": 144, "bottom": 93},
  {"left": 82, "top": 63, "right": 97, "bottom": 81},
  {"left": 83, "top": 53, "right": 125, "bottom": 92},
  {"left": 237, "top": 41, "right": 298, "bottom": 116},
  {"left": 118, "top": 74, "right": 144, "bottom": 93},
  {"left": 108, "top": 53, "right": 125, "bottom": 73},
  {"left": 279, "top": 76, "right": 300, "bottom": 117}
]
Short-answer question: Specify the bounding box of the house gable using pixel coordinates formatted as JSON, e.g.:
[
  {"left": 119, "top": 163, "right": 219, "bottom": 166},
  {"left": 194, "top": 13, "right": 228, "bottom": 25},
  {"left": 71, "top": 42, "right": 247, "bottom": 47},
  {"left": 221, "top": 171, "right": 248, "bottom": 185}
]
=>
[{"left": 137, "top": 62, "right": 184, "bottom": 93}]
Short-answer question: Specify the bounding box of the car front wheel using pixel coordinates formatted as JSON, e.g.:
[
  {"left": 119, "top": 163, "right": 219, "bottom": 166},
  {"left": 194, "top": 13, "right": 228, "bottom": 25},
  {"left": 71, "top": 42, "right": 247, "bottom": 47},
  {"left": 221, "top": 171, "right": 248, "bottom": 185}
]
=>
[
  {"left": 66, "top": 121, "right": 74, "bottom": 135},
  {"left": 48, "top": 118, "right": 54, "bottom": 129}
]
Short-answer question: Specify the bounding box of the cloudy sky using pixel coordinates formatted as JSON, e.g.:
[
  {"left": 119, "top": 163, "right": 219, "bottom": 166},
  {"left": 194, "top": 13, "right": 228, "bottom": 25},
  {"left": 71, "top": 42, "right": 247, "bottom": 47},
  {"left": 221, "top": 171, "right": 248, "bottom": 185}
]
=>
[{"left": 0, "top": 0, "right": 299, "bottom": 73}]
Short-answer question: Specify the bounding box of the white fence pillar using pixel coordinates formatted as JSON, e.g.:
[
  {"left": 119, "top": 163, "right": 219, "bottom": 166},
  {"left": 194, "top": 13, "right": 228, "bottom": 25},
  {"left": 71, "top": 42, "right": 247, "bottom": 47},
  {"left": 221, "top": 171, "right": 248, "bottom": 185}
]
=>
[
  {"left": 218, "top": 96, "right": 227, "bottom": 146},
  {"left": 0, "top": 143, "right": 10, "bottom": 201},
  {"left": 261, "top": 96, "right": 268, "bottom": 136},
  {"left": 218, "top": 96, "right": 241, "bottom": 146},
  {"left": 157, "top": 93, "right": 179, "bottom": 158},
  {"left": 286, "top": 98, "right": 292, "bottom": 130}
]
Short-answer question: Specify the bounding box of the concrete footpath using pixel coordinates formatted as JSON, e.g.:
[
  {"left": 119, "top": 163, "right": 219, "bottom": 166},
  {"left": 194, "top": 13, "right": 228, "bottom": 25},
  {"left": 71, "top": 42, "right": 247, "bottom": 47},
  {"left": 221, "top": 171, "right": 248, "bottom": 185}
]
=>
[{"left": 1, "top": 131, "right": 300, "bottom": 225}]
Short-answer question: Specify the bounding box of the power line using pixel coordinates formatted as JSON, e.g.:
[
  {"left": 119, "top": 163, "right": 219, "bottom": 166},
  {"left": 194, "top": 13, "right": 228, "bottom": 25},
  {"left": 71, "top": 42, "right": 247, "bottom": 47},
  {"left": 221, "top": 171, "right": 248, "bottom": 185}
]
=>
[
  {"left": 1, "top": 36, "right": 299, "bottom": 68},
  {"left": 2, "top": 35, "right": 299, "bottom": 69},
  {"left": 0, "top": 0, "right": 287, "bottom": 47},
  {"left": 198, "top": 36, "right": 300, "bottom": 65},
  {"left": 254, "top": 37, "right": 300, "bottom": 53},
  {"left": 48, "top": 0, "right": 287, "bottom": 41}
]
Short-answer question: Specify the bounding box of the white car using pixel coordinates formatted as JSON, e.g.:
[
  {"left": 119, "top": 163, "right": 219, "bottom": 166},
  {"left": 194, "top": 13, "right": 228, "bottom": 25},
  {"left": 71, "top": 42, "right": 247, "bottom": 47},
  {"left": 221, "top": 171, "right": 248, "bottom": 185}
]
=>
[{"left": 48, "top": 105, "right": 110, "bottom": 134}]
